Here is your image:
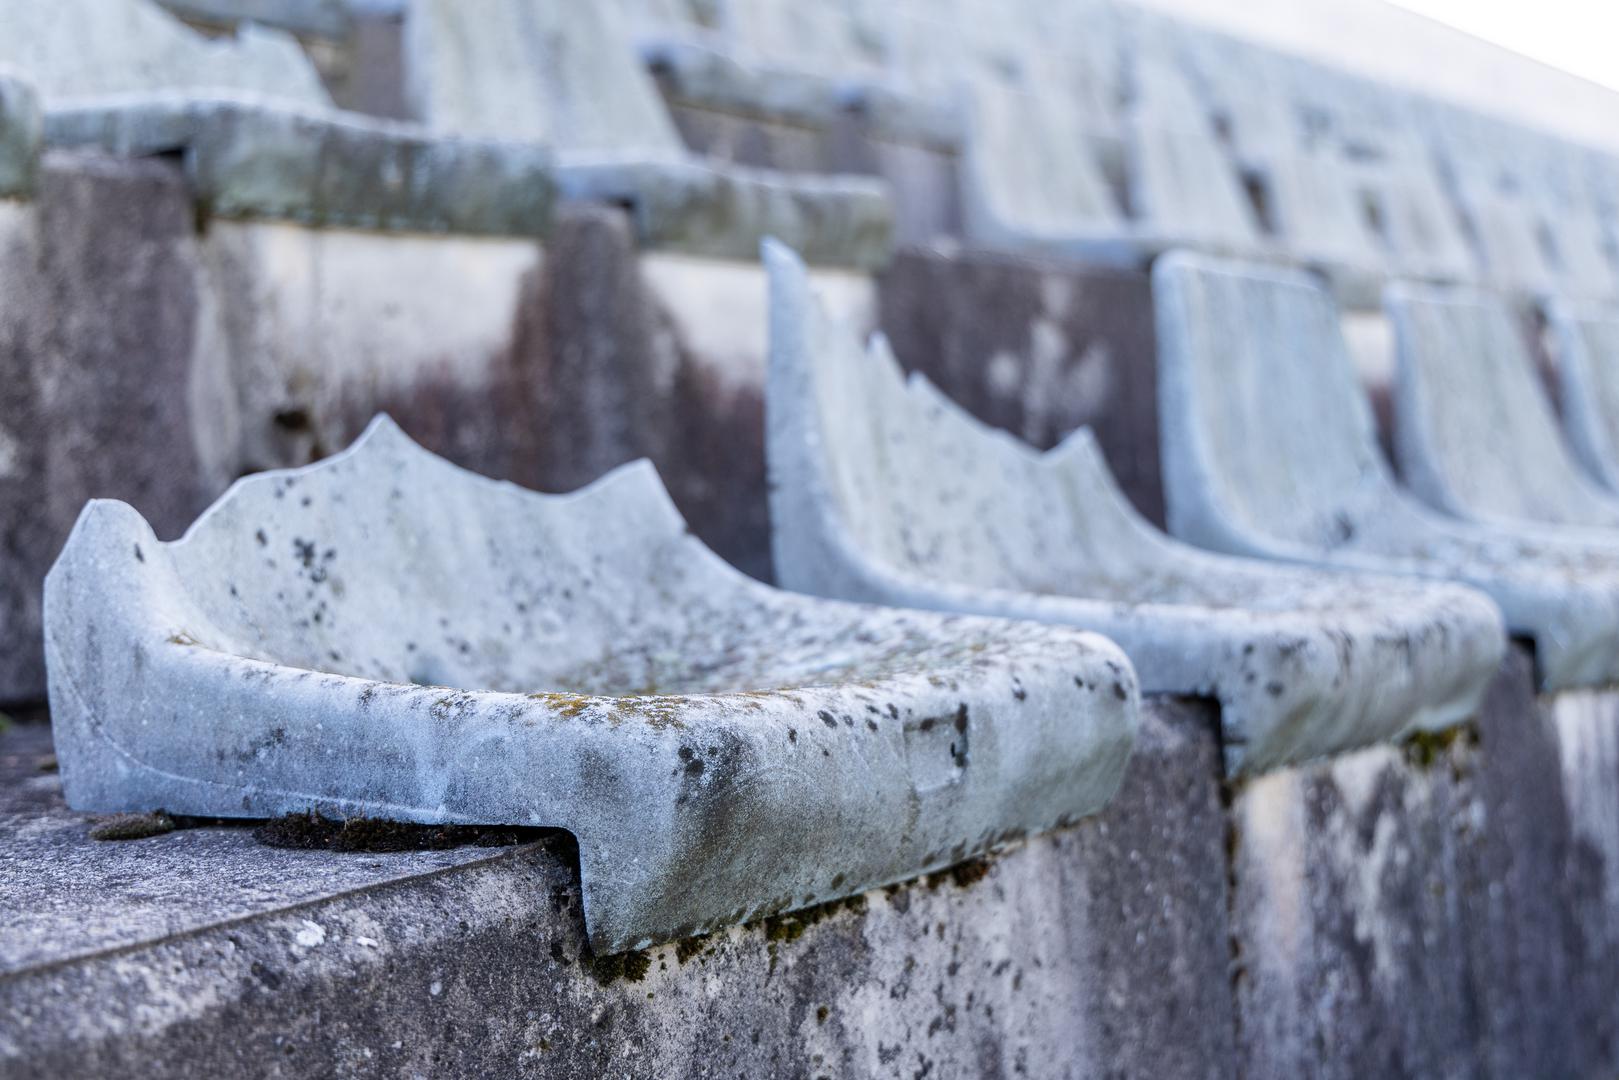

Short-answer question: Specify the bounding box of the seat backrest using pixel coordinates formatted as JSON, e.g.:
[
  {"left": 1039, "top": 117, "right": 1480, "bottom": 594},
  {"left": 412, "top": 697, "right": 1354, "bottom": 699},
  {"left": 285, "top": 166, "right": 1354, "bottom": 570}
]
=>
[
  {"left": 1153, "top": 251, "right": 1396, "bottom": 552},
  {"left": 960, "top": 76, "right": 1124, "bottom": 246},
  {"left": 1549, "top": 298, "right": 1619, "bottom": 492},
  {"left": 404, "top": 0, "right": 684, "bottom": 156},
  {"left": 1388, "top": 284, "right": 1619, "bottom": 525}
]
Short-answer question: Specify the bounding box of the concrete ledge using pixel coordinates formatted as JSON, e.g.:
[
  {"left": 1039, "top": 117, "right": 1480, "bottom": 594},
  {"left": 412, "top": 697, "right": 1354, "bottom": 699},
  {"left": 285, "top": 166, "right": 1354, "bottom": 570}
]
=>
[
  {"left": 45, "top": 94, "right": 555, "bottom": 236},
  {"left": 1231, "top": 643, "right": 1619, "bottom": 1076},
  {"left": 0, "top": 75, "right": 40, "bottom": 198},
  {"left": 0, "top": 696, "right": 1237, "bottom": 1077},
  {"left": 556, "top": 156, "right": 892, "bottom": 269},
  {"left": 643, "top": 35, "right": 960, "bottom": 152}
]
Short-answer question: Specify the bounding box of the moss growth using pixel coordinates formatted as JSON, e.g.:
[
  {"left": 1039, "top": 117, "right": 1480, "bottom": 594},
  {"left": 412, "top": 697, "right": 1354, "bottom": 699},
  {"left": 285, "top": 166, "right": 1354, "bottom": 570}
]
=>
[
  {"left": 254, "top": 810, "right": 559, "bottom": 853},
  {"left": 1402, "top": 724, "right": 1477, "bottom": 770},
  {"left": 674, "top": 933, "right": 712, "bottom": 964},
  {"left": 89, "top": 810, "right": 176, "bottom": 841},
  {"left": 925, "top": 856, "right": 993, "bottom": 891},
  {"left": 755, "top": 893, "right": 869, "bottom": 946},
  {"left": 586, "top": 947, "right": 652, "bottom": 986},
  {"left": 525, "top": 691, "right": 594, "bottom": 720}
]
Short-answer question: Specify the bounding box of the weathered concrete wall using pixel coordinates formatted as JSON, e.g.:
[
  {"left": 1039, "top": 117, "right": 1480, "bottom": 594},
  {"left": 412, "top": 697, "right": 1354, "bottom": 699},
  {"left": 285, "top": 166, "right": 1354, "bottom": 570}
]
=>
[
  {"left": 1, "top": 699, "right": 1238, "bottom": 1079},
  {"left": 659, "top": 96, "right": 962, "bottom": 248},
  {"left": 1231, "top": 644, "right": 1619, "bottom": 1078},
  {"left": 0, "top": 152, "right": 213, "bottom": 702},
  {"left": 876, "top": 247, "right": 1166, "bottom": 527}
]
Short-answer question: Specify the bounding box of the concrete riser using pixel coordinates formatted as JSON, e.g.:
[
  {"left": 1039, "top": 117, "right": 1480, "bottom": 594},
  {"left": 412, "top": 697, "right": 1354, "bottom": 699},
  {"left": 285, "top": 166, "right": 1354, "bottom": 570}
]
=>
[{"left": 6, "top": 644, "right": 1617, "bottom": 1077}]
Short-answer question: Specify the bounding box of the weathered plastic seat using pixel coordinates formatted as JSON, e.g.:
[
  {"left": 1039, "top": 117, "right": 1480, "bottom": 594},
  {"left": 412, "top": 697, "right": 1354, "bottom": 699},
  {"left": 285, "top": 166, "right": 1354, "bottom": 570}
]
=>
[
  {"left": 401, "top": 0, "right": 893, "bottom": 267},
  {"left": 958, "top": 76, "right": 1142, "bottom": 267},
  {"left": 44, "top": 418, "right": 1139, "bottom": 953},
  {"left": 0, "top": 0, "right": 327, "bottom": 108},
  {"left": 1155, "top": 251, "right": 1619, "bottom": 689},
  {"left": 1549, "top": 298, "right": 1619, "bottom": 493},
  {"left": 1388, "top": 283, "right": 1619, "bottom": 531},
  {"left": 1125, "top": 58, "right": 1264, "bottom": 257},
  {"left": 1355, "top": 138, "right": 1480, "bottom": 285},
  {"left": 765, "top": 240, "right": 1502, "bottom": 774}
]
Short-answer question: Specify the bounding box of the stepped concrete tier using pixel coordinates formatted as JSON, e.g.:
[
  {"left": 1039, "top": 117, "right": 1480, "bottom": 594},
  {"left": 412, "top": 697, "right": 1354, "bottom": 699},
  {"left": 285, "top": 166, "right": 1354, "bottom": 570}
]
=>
[
  {"left": 401, "top": 0, "right": 892, "bottom": 268},
  {"left": 766, "top": 240, "right": 1502, "bottom": 774},
  {"left": 43, "top": 416, "right": 1141, "bottom": 954},
  {"left": 1154, "top": 251, "right": 1619, "bottom": 690},
  {"left": 1388, "top": 283, "right": 1619, "bottom": 532},
  {"left": 45, "top": 93, "right": 556, "bottom": 236},
  {"left": 1550, "top": 298, "right": 1619, "bottom": 492},
  {"left": 0, "top": 0, "right": 328, "bottom": 107},
  {"left": 0, "top": 75, "right": 40, "bottom": 198},
  {"left": 1, "top": 693, "right": 1239, "bottom": 1078}
]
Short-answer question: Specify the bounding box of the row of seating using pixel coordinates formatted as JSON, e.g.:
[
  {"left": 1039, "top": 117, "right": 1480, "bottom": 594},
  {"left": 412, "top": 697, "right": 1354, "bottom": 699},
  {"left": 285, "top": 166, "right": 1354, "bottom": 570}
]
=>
[
  {"left": 619, "top": 0, "right": 1619, "bottom": 300},
  {"left": 45, "top": 232, "right": 1619, "bottom": 949},
  {"left": 10, "top": 0, "right": 1618, "bottom": 302}
]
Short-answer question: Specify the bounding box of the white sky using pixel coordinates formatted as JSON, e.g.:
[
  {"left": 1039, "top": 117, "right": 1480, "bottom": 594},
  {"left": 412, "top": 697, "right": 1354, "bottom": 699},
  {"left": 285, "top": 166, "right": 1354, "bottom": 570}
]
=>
[{"left": 1384, "top": 0, "right": 1619, "bottom": 93}]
